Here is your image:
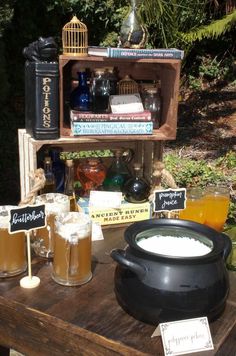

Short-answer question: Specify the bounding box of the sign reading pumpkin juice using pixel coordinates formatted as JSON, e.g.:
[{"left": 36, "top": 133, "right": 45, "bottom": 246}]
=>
[{"left": 153, "top": 188, "right": 186, "bottom": 212}]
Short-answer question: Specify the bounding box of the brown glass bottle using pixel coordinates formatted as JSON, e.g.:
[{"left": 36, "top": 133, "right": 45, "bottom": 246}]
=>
[
  {"left": 64, "top": 159, "right": 78, "bottom": 211},
  {"left": 40, "top": 156, "right": 56, "bottom": 194},
  {"left": 76, "top": 158, "right": 107, "bottom": 197},
  {"left": 123, "top": 163, "right": 151, "bottom": 203}
]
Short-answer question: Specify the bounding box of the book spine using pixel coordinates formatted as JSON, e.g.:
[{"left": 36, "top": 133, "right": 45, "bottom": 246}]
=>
[
  {"left": 72, "top": 122, "right": 153, "bottom": 135},
  {"left": 25, "top": 61, "right": 59, "bottom": 140},
  {"left": 71, "top": 111, "right": 152, "bottom": 122},
  {"left": 108, "top": 48, "right": 183, "bottom": 59}
]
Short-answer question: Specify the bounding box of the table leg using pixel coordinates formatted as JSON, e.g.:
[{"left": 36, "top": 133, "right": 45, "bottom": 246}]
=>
[{"left": 0, "top": 345, "right": 10, "bottom": 356}]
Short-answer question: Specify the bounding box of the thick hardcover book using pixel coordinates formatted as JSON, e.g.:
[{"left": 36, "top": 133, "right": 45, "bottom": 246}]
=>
[
  {"left": 25, "top": 61, "right": 59, "bottom": 140},
  {"left": 71, "top": 121, "right": 153, "bottom": 135},
  {"left": 70, "top": 110, "right": 152, "bottom": 122},
  {"left": 88, "top": 46, "right": 184, "bottom": 60}
]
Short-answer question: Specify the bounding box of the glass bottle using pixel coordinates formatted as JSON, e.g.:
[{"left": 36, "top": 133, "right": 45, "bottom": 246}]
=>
[
  {"left": 70, "top": 69, "right": 90, "bottom": 111},
  {"left": 64, "top": 159, "right": 78, "bottom": 211},
  {"left": 143, "top": 87, "right": 161, "bottom": 129},
  {"left": 40, "top": 156, "right": 56, "bottom": 194},
  {"left": 104, "top": 67, "right": 117, "bottom": 95},
  {"left": 50, "top": 147, "right": 65, "bottom": 193},
  {"left": 103, "top": 149, "right": 132, "bottom": 192},
  {"left": 91, "top": 68, "right": 110, "bottom": 113},
  {"left": 119, "top": 0, "right": 147, "bottom": 48},
  {"left": 76, "top": 158, "right": 107, "bottom": 197},
  {"left": 123, "top": 163, "right": 150, "bottom": 203}
]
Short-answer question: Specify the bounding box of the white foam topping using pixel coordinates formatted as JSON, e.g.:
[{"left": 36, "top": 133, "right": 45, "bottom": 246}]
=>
[
  {"left": 137, "top": 235, "right": 212, "bottom": 257},
  {"left": 36, "top": 193, "right": 70, "bottom": 214},
  {"left": 0, "top": 205, "right": 19, "bottom": 228},
  {"left": 55, "top": 212, "right": 91, "bottom": 243}
]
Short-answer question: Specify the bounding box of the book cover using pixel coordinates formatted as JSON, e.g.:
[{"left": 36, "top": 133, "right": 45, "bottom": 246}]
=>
[
  {"left": 70, "top": 110, "right": 152, "bottom": 122},
  {"left": 78, "top": 198, "right": 151, "bottom": 225},
  {"left": 88, "top": 46, "right": 184, "bottom": 60},
  {"left": 71, "top": 121, "right": 153, "bottom": 135}
]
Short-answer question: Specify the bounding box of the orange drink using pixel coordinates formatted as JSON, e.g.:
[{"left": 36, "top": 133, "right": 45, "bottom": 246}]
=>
[
  {"left": 179, "top": 188, "right": 205, "bottom": 224},
  {"left": 52, "top": 212, "right": 92, "bottom": 286},
  {"left": 0, "top": 206, "right": 27, "bottom": 277},
  {"left": 203, "top": 186, "right": 230, "bottom": 232}
]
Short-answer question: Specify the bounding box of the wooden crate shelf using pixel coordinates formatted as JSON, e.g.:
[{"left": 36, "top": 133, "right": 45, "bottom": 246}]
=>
[
  {"left": 18, "top": 129, "right": 163, "bottom": 201},
  {"left": 59, "top": 55, "right": 181, "bottom": 140}
]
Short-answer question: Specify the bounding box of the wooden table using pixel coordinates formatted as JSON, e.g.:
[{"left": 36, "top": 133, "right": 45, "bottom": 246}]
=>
[{"left": 0, "top": 227, "right": 235, "bottom": 356}]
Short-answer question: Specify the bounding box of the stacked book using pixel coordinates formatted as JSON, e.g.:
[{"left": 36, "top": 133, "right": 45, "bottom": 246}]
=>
[{"left": 70, "top": 110, "right": 153, "bottom": 136}]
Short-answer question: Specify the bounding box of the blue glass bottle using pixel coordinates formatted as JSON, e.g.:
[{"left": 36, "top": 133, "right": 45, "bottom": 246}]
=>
[{"left": 70, "top": 70, "right": 90, "bottom": 111}]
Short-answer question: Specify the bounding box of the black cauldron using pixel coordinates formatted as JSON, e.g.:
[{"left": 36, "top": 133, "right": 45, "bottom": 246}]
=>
[{"left": 111, "top": 219, "right": 232, "bottom": 325}]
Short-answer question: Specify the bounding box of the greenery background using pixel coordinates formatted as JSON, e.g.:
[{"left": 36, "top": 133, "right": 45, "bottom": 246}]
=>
[{"left": 0, "top": 0, "right": 235, "bottom": 213}]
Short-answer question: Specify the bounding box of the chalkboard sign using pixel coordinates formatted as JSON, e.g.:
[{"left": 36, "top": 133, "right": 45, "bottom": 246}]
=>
[
  {"left": 9, "top": 204, "right": 46, "bottom": 234},
  {"left": 153, "top": 188, "right": 186, "bottom": 212}
]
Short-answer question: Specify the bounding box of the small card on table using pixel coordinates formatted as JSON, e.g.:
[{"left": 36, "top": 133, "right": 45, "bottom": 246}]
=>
[{"left": 153, "top": 317, "right": 214, "bottom": 355}]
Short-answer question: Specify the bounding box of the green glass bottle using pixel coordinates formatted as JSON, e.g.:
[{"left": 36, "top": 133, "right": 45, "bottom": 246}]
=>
[{"left": 103, "top": 149, "right": 132, "bottom": 192}]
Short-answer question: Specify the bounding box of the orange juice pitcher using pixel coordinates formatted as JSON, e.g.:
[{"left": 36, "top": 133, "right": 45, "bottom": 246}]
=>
[
  {"left": 203, "top": 185, "right": 230, "bottom": 232},
  {"left": 179, "top": 187, "right": 205, "bottom": 224}
]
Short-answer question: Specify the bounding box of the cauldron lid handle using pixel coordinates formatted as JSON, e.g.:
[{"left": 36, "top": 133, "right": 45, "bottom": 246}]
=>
[{"left": 110, "top": 249, "right": 146, "bottom": 279}]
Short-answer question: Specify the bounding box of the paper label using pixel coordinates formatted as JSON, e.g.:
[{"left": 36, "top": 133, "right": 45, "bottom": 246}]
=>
[
  {"left": 89, "top": 191, "right": 122, "bottom": 209},
  {"left": 92, "top": 222, "right": 104, "bottom": 241},
  {"left": 110, "top": 94, "right": 144, "bottom": 114},
  {"left": 159, "top": 317, "right": 214, "bottom": 355}
]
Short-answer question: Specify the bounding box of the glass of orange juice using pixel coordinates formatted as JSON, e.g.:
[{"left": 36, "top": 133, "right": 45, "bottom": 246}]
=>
[
  {"left": 179, "top": 187, "right": 205, "bottom": 224},
  {"left": 203, "top": 185, "right": 230, "bottom": 232}
]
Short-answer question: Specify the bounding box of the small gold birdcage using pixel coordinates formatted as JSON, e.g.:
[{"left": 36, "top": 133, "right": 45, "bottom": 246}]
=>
[
  {"left": 62, "top": 15, "right": 88, "bottom": 56},
  {"left": 117, "top": 75, "right": 139, "bottom": 95}
]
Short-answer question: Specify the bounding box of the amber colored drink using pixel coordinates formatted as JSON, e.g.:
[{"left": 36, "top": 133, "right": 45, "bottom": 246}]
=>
[
  {"left": 0, "top": 206, "right": 27, "bottom": 277},
  {"left": 203, "top": 194, "right": 230, "bottom": 232},
  {"left": 33, "top": 193, "right": 70, "bottom": 258},
  {"left": 179, "top": 187, "right": 205, "bottom": 224},
  {"left": 52, "top": 212, "right": 92, "bottom": 286}
]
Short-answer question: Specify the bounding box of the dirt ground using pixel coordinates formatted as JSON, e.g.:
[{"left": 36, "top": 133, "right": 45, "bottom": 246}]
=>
[{"left": 165, "top": 84, "right": 236, "bottom": 160}]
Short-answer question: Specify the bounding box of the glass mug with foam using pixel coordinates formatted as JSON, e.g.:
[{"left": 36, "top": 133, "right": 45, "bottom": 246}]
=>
[
  {"left": 0, "top": 205, "right": 27, "bottom": 277},
  {"left": 52, "top": 212, "right": 92, "bottom": 286},
  {"left": 33, "top": 193, "right": 70, "bottom": 258}
]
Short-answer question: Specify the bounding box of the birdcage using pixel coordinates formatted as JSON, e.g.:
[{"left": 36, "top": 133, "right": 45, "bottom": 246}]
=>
[
  {"left": 117, "top": 75, "right": 139, "bottom": 95},
  {"left": 62, "top": 15, "right": 88, "bottom": 56}
]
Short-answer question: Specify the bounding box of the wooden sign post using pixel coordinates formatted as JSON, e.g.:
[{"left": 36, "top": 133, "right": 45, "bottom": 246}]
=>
[
  {"left": 153, "top": 188, "right": 186, "bottom": 217},
  {"left": 8, "top": 204, "right": 46, "bottom": 288}
]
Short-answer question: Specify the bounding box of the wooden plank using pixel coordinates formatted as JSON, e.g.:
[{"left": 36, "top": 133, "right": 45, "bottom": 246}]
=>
[{"left": 0, "top": 296, "right": 147, "bottom": 356}]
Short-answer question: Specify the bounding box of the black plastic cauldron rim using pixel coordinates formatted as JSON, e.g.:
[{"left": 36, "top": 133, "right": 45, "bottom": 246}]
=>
[{"left": 124, "top": 218, "right": 227, "bottom": 262}]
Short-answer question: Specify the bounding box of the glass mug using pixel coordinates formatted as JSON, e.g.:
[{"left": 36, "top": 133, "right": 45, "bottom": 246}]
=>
[
  {"left": 0, "top": 205, "right": 27, "bottom": 277},
  {"left": 203, "top": 185, "right": 230, "bottom": 232},
  {"left": 179, "top": 187, "right": 205, "bottom": 224},
  {"left": 33, "top": 193, "right": 70, "bottom": 258},
  {"left": 52, "top": 212, "right": 92, "bottom": 286}
]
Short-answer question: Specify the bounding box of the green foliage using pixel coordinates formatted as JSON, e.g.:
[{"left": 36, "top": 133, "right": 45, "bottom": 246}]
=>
[
  {"left": 182, "top": 10, "right": 236, "bottom": 44},
  {"left": 164, "top": 154, "right": 225, "bottom": 188},
  {"left": 187, "top": 54, "right": 236, "bottom": 88}
]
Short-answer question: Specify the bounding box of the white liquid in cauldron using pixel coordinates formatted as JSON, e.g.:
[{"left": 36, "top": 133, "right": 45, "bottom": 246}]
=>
[{"left": 137, "top": 235, "right": 212, "bottom": 257}]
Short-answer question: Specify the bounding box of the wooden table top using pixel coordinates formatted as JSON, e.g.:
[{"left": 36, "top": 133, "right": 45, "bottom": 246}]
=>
[{"left": 0, "top": 226, "right": 235, "bottom": 356}]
